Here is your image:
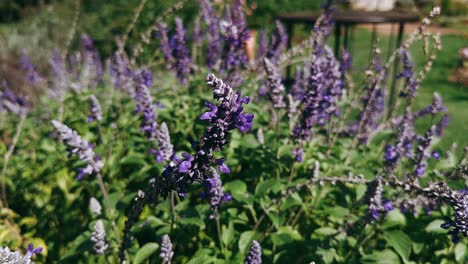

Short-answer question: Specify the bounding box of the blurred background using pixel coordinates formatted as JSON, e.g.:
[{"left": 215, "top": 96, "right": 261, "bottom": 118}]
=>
[{"left": 0, "top": 0, "right": 467, "bottom": 149}]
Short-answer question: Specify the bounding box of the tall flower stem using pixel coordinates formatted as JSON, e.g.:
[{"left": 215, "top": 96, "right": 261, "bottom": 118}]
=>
[
  {"left": 170, "top": 191, "right": 177, "bottom": 230},
  {"left": 96, "top": 172, "right": 111, "bottom": 214},
  {"left": 1, "top": 112, "right": 27, "bottom": 208},
  {"left": 214, "top": 210, "right": 225, "bottom": 257}
]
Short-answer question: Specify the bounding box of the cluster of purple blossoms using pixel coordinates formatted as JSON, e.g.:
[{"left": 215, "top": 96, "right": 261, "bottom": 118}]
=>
[
  {"left": 367, "top": 177, "right": 394, "bottom": 220},
  {"left": 263, "top": 58, "right": 286, "bottom": 108},
  {"left": 159, "top": 235, "right": 174, "bottom": 264},
  {"left": 219, "top": 0, "right": 250, "bottom": 71},
  {"left": 157, "top": 21, "right": 175, "bottom": 68},
  {"left": 51, "top": 120, "right": 103, "bottom": 180},
  {"left": 150, "top": 122, "right": 174, "bottom": 163},
  {"left": 0, "top": 243, "right": 42, "bottom": 264},
  {"left": 353, "top": 49, "right": 385, "bottom": 144},
  {"left": 198, "top": 0, "right": 222, "bottom": 69},
  {"left": 133, "top": 69, "right": 158, "bottom": 140},
  {"left": 435, "top": 114, "right": 450, "bottom": 137},
  {"left": 0, "top": 81, "right": 29, "bottom": 116},
  {"left": 384, "top": 108, "right": 416, "bottom": 174},
  {"left": 201, "top": 168, "right": 232, "bottom": 215},
  {"left": 398, "top": 195, "right": 439, "bottom": 215},
  {"left": 19, "top": 50, "right": 44, "bottom": 86},
  {"left": 398, "top": 48, "right": 419, "bottom": 99},
  {"left": 132, "top": 69, "right": 173, "bottom": 162},
  {"left": 91, "top": 220, "right": 108, "bottom": 255},
  {"left": 267, "top": 21, "right": 288, "bottom": 61},
  {"left": 292, "top": 47, "right": 343, "bottom": 161},
  {"left": 161, "top": 73, "right": 253, "bottom": 195},
  {"left": 80, "top": 34, "right": 103, "bottom": 89},
  {"left": 411, "top": 125, "right": 436, "bottom": 180},
  {"left": 442, "top": 191, "right": 468, "bottom": 243},
  {"left": 415, "top": 92, "right": 446, "bottom": 118},
  {"left": 172, "top": 18, "right": 193, "bottom": 84},
  {"left": 244, "top": 240, "right": 262, "bottom": 264},
  {"left": 290, "top": 6, "right": 347, "bottom": 162},
  {"left": 156, "top": 18, "right": 193, "bottom": 84},
  {"left": 88, "top": 95, "right": 103, "bottom": 122},
  {"left": 48, "top": 50, "right": 68, "bottom": 99},
  {"left": 109, "top": 54, "right": 133, "bottom": 92}
]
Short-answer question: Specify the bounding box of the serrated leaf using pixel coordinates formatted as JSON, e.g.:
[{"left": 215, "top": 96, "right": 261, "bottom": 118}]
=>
[
  {"left": 134, "top": 243, "right": 159, "bottom": 264},
  {"left": 384, "top": 230, "right": 412, "bottom": 262}
]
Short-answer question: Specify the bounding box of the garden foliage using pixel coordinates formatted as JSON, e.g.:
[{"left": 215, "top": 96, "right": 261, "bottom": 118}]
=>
[{"left": 0, "top": 1, "right": 466, "bottom": 263}]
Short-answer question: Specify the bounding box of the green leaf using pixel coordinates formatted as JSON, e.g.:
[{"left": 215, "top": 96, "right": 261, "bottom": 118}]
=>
[
  {"left": 279, "top": 192, "right": 302, "bottom": 211},
  {"left": 383, "top": 210, "right": 407, "bottom": 229},
  {"left": 238, "top": 231, "right": 257, "bottom": 253},
  {"left": 222, "top": 222, "right": 236, "bottom": 247},
  {"left": 316, "top": 247, "right": 338, "bottom": 264},
  {"left": 384, "top": 230, "right": 412, "bottom": 262},
  {"left": 425, "top": 219, "right": 447, "bottom": 234},
  {"left": 186, "top": 255, "right": 212, "bottom": 264},
  {"left": 178, "top": 216, "right": 206, "bottom": 229},
  {"left": 119, "top": 153, "right": 147, "bottom": 166},
  {"left": 255, "top": 179, "right": 282, "bottom": 195},
  {"left": 362, "top": 249, "right": 401, "bottom": 264},
  {"left": 313, "top": 227, "right": 338, "bottom": 237},
  {"left": 224, "top": 180, "right": 247, "bottom": 201},
  {"left": 134, "top": 243, "right": 159, "bottom": 264},
  {"left": 271, "top": 226, "right": 303, "bottom": 247},
  {"left": 455, "top": 243, "right": 467, "bottom": 263}
]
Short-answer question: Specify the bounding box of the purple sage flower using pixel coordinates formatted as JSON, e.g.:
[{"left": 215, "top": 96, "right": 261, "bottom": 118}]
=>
[
  {"left": 263, "top": 58, "right": 286, "bottom": 108},
  {"left": 202, "top": 168, "right": 231, "bottom": 214},
  {"left": 133, "top": 69, "right": 159, "bottom": 140},
  {"left": 435, "top": 114, "right": 450, "bottom": 137},
  {"left": 266, "top": 20, "right": 288, "bottom": 63},
  {"left": 52, "top": 120, "right": 103, "bottom": 180},
  {"left": 88, "top": 95, "right": 103, "bottom": 122},
  {"left": 27, "top": 243, "right": 43, "bottom": 255},
  {"left": 160, "top": 234, "right": 174, "bottom": 264},
  {"left": 244, "top": 240, "right": 262, "bottom": 264},
  {"left": 411, "top": 125, "right": 436, "bottom": 180},
  {"left": 172, "top": 17, "right": 192, "bottom": 85},
  {"left": 19, "top": 50, "right": 44, "bottom": 86},
  {"left": 199, "top": 0, "right": 222, "bottom": 69},
  {"left": 91, "top": 220, "right": 108, "bottom": 255}
]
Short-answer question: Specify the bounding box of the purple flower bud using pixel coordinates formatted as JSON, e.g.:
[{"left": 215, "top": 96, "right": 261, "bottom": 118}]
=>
[
  {"left": 383, "top": 200, "right": 394, "bottom": 212},
  {"left": 432, "top": 151, "right": 441, "bottom": 160},
  {"left": 27, "top": 243, "right": 43, "bottom": 255}
]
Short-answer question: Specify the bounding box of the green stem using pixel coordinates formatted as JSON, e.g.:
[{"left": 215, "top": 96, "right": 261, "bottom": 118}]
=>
[
  {"left": 171, "top": 191, "right": 177, "bottom": 230},
  {"left": 215, "top": 210, "right": 225, "bottom": 257},
  {"left": 1, "top": 112, "right": 27, "bottom": 208}
]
